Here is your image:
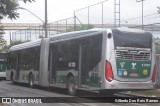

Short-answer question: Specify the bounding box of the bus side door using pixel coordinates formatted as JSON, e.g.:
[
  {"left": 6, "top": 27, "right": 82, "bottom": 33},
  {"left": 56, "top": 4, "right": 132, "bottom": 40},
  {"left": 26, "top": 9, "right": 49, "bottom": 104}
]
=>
[
  {"left": 79, "top": 43, "right": 90, "bottom": 88},
  {"left": 15, "top": 53, "right": 21, "bottom": 80}
]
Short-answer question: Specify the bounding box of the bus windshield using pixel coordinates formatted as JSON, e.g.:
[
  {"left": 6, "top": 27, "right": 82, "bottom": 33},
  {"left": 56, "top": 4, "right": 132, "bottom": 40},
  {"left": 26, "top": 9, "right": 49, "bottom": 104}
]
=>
[
  {"left": 112, "top": 29, "right": 152, "bottom": 48},
  {"left": 0, "top": 61, "right": 6, "bottom": 72},
  {"left": 0, "top": 53, "right": 7, "bottom": 72}
]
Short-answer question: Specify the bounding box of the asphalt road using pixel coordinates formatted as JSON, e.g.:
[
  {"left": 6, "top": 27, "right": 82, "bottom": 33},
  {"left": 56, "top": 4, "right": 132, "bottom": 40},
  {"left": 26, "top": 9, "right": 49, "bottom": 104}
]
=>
[{"left": 0, "top": 80, "right": 159, "bottom": 106}]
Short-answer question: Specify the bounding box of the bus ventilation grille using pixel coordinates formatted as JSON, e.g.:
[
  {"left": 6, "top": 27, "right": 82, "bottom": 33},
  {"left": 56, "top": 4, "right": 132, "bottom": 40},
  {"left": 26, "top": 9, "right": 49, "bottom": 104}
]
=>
[{"left": 116, "top": 50, "right": 151, "bottom": 60}]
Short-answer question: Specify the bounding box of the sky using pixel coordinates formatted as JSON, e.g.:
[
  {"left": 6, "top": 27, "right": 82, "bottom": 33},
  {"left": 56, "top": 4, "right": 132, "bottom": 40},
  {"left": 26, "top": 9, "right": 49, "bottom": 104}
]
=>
[
  {"left": 2, "top": 0, "right": 160, "bottom": 23},
  {"left": 3, "top": 0, "right": 106, "bottom": 23},
  {"left": 1, "top": 0, "right": 160, "bottom": 42}
]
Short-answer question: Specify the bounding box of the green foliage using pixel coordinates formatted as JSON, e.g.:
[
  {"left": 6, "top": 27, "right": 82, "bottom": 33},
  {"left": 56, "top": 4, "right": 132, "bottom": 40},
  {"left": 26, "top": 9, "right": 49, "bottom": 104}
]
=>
[
  {"left": 39, "top": 35, "right": 44, "bottom": 39},
  {"left": 156, "top": 44, "right": 160, "bottom": 54},
  {"left": 0, "top": 0, "right": 34, "bottom": 52},
  {"left": 0, "top": 0, "right": 35, "bottom": 20},
  {"left": 10, "top": 40, "right": 26, "bottom": 47},
  {"left": 75, "top": 24, "right": 94, "bottom": 31},
  {"left": 0, "top": 40, "right": 26, "bottom": 52},
  {"left": 23, "top": 0, "right": 35, "bottom": 3},
  {"left": 0, "top": 38, "right": 7, "bottom": 50},
  {"left": 0, "top": 26, "right": 5, "bottom": 36},
  {"left": 0, "top": 25, "right": 6, "bottom": 51},
  {"left": 67, "top": 24, "right": 94, "bottom": 32},
  {"left": 0, "top": 25, "right": 4, "bottom": 31},
  {"left": 0, "top": 0, "right": 19, "bottom": 20}
]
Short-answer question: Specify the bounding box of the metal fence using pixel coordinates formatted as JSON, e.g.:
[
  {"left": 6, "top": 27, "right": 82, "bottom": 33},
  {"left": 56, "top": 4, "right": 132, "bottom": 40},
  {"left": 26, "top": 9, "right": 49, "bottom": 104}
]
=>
[
  {"left": 74, "top": 0, "right": 160, "bottom": 30},
  {"left": 11, "top": 17, "right": 75, "bottom": 41},
  {"left": 11, "top": 0, "right": 160, "bottom": 42},
  {"left": 11, "top": 25, "right": 44, "bottom": 41}
]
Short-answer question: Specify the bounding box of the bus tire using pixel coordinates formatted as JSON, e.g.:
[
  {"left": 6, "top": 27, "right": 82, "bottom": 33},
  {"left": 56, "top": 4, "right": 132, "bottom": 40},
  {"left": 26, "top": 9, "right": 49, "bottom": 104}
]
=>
[
  {"left": 99, "top": 90, "right": 114, "bottom": 97},
  {"left": 28, "top": 74, "right": 34, "bottom": 88},
  {"left": 11, "top": 73, "right": 15, "bottom": 84},
  {"left": 67, "top": 76, "right": 76, "bottom": 96}
]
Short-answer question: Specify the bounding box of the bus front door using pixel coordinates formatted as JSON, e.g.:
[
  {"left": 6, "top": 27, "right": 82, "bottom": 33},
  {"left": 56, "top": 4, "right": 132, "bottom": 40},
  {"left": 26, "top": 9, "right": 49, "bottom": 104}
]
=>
[
  {"left": 49, "top": 45, "right": 58, "bottom": 84},
  {"left": 79, "top": 44, "right": 89, "bottom": 88}
]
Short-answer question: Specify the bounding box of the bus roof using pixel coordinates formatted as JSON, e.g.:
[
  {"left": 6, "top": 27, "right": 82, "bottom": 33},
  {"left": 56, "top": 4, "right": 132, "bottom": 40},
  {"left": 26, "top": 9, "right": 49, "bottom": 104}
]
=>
[
  {"left": 116, "top": 27, "right": 146, "bottom": 33},
  {"left": 9, "top": 27, "right": 147, "bottom": 52},
  {"left": 9, "top": 39, "right": 42, "bottom": 52},
  {"left": 49, "top": 28, "right": 105, "bottom": 42},
  {"left": 9, "top": 29, "right": 105, "bottom": 52}
]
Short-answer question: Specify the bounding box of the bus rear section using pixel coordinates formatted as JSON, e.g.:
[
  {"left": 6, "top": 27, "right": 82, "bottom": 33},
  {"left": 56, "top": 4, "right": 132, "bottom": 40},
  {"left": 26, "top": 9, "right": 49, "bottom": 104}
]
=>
[{"left": 103, "top": 28, "right": 156, "bottom": 90}]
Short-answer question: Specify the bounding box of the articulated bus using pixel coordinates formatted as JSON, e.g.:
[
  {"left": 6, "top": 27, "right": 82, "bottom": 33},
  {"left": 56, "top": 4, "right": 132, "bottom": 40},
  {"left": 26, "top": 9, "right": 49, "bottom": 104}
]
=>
[
  {"left": 6, "top": 28, "right": 156, "bottom": 95},
  {"left": 0, "top": 52, "right": 7, "bottom": 80}
]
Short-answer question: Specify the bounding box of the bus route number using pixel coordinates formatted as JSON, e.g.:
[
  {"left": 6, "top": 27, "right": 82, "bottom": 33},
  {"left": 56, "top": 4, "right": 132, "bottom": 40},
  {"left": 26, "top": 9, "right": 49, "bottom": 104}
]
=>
[{"left": 68, "top": 62, "right": 76, "bottom": 68}]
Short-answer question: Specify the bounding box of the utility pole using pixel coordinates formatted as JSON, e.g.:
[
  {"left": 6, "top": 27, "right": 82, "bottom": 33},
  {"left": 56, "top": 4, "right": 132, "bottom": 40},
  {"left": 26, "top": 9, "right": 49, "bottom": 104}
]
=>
[
  {"left": 114, "top": 0, "right": 120, "bottom": 28},
  {"left": 157, "top": 6, "right": 160, "bottom": 14},
  {"left": 19, "top": 7, "right": 46, "bottom": 40},
  {"left": 74, "top": 11, "right": 76, "bottom": 31},
  {"left": 137, "top": 0, "right": 145, "bottom": 30},
  {"left": 10, "top": 32, "right": 12, "bottom": 43},
  {"left": 44, "top": 0, "right": 48, "bottom": 38}
]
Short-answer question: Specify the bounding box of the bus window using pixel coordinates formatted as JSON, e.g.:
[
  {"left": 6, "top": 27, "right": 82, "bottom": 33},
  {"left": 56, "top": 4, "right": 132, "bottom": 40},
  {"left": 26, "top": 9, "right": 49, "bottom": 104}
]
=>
[
  {"left": 57, "top": 41, "right": 68, "bottom": 70},
  {"left": 89, "top": 34, "right": 103, "bottom": 71},
  {"left": 32, "top": 47, "right": 40, "bottom": 71},
  {"left": 10, "top": 52, "right": 16, "bottom": 70},
  {"left": 68, "top": 40, "right": 79, "bottom": 70}
]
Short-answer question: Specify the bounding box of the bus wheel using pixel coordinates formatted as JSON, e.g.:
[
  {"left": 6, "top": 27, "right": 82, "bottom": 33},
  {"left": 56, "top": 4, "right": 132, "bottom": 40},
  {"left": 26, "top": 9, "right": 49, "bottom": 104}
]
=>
[
  {"left": 11, "top": 73, "right": 15, "bottom": 84},
  {"left": 99, "top": 90, "right": 114, "bottom": 97},
  {"left": 67, "top": 76, "right": 76, "bottom": 96},
  {"left": 29, "top": 74, "right": 34, "bottom": 88}
]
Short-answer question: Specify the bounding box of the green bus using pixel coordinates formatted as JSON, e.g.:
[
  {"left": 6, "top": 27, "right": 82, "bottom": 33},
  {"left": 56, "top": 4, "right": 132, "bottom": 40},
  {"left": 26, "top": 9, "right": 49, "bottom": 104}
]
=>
[
  {"left": 0, "top": 52, "right": 7, "bottom": 80},
  {"left": 6, "top": 28, "right": 156, "bottom": 95}
]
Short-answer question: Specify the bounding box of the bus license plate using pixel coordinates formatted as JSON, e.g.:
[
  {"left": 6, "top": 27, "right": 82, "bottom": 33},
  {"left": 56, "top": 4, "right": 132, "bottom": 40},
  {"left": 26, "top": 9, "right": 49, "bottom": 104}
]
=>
[{"left": 130, "top": 72, "right": 138, "bottom": 77}]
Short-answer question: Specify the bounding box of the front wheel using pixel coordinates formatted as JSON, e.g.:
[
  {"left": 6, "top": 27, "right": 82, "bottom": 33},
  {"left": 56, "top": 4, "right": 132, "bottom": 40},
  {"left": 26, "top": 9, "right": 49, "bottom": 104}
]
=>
[
  {"left": 11, "top": 73, "right": 15, "bottom": 84},
  {"left": 67, "top": 76, "right": 76, "bottom": 96},
  {"left": 28, "top": 74, "right": 34, "bottom": 88},
  {"left": 99, "top": 90, "right": 114, "bottom": 97}
]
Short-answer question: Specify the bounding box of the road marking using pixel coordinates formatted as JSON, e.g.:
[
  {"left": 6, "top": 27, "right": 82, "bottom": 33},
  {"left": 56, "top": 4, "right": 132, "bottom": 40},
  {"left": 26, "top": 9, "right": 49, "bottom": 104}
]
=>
[{"left": 130, "top": 103, "right": 150, "bottom": 106}]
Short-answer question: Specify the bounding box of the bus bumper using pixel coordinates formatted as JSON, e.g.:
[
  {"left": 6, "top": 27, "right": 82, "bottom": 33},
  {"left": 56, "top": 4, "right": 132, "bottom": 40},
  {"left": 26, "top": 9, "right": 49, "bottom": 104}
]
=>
[
  {"left": 0, "top": 72, "right": 6, "bottom": 80},
  {"left": 103, "top": 80, "right": 155, "bottom": 90}
]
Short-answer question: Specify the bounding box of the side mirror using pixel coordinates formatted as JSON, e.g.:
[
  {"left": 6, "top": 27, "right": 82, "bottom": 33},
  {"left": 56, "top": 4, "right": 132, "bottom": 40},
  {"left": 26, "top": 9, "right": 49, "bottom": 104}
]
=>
[{"left": 108, "top": 33, "right": 112, "bottom": 39}]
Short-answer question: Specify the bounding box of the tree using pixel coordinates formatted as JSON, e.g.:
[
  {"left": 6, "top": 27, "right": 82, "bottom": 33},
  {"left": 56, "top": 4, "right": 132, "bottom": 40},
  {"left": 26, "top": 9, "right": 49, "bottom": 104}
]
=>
[
  {"left": 0, "top": 25, "right": 4, "bottom": 32},
  {"left": 0, "top": 0, "right": 35, "bottom": 52},
  {"left": 67, "top": 24, "right": 94, "bottom": 32},
  {"left": 1, "top": 40, "right": 26, "bottom": 52},
  {"left": 0, "top": 38, "right": 7, "bottom": 51},
  {"left": 156, "top": 44, "right": 160, "bottom": 54},
  {"left": 23, "top": 0, "right": 35, "bottom": 3},
  {"left": 0, "top": 36, "right": 7, "bottom": 52},
  {"left": 0, "top": 25, "right": 6, "bottom": 51},
  {"left": 0, "top": 0, "right": 35, "bottom": 20}
]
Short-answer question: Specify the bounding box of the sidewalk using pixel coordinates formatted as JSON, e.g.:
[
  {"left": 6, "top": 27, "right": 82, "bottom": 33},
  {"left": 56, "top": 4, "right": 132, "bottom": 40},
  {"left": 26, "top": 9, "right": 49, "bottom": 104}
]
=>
[
  {"left": 124, "top": 89, "right": 160, "bottom": 97},
  {"left": 0, "top": 104, "right": 8, "bottom": 106}
]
